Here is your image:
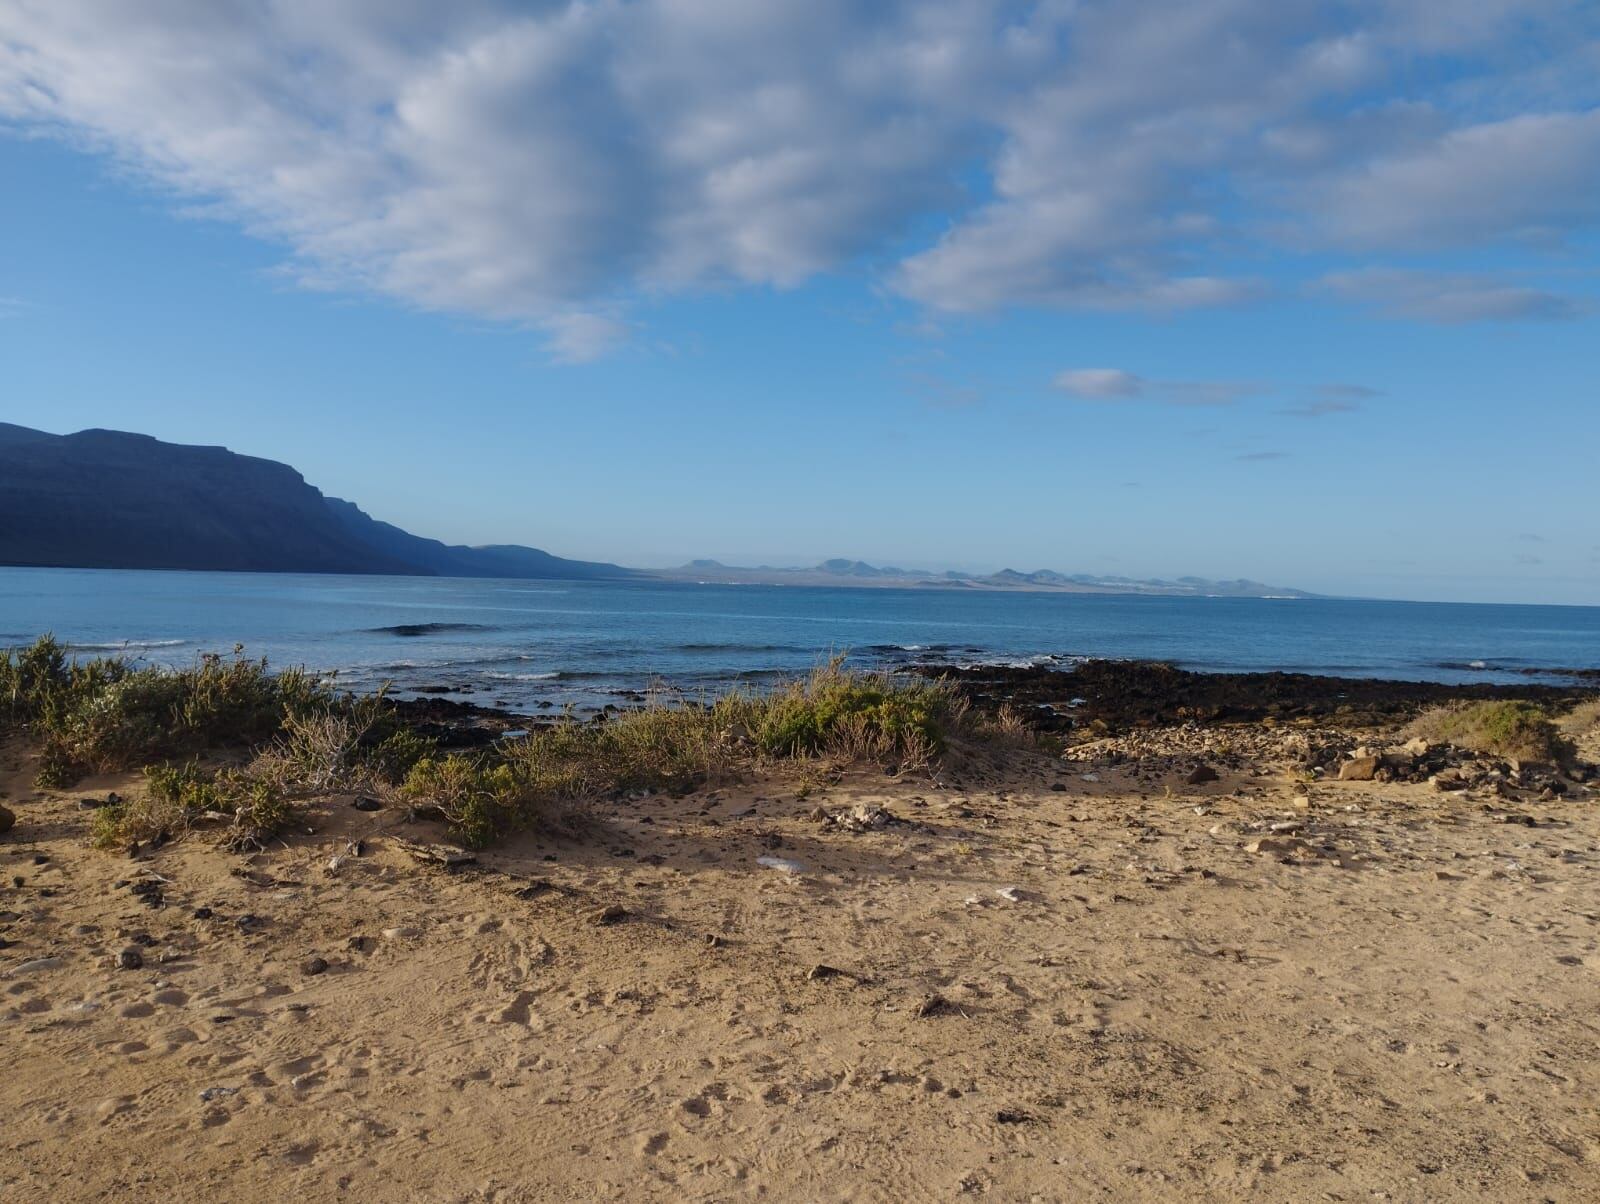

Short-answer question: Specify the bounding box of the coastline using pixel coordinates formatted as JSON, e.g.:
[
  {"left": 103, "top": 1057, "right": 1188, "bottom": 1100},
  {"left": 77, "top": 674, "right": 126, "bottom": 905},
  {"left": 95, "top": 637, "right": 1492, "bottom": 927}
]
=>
[{"left": 3, "top": 647, "right": 1598, "bottom": 1200}]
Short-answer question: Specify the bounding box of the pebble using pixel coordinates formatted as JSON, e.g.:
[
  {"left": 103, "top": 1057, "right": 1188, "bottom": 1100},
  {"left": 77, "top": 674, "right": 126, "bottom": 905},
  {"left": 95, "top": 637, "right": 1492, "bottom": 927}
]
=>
[
  {"left": 117, "top": 948, "right": 144, "bottom": 971},
  {"left": 5, "top": 956, "right": 65, "bottom": 977},
  {"left": 756, "top": 855, "right": 807, "bottom": 874},
  {"left": 302, "top": 956, "right": 329, "bottom": 976},
  {"left": 380, "top": 926, "right": 419, "bottom": 941}
]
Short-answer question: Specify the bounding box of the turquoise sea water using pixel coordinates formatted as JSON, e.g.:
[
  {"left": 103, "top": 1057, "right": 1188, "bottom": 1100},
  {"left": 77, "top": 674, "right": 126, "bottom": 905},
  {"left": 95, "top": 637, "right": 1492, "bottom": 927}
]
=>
[{"left": 1, "top": 567, "right": 1596, "bottom": 714}]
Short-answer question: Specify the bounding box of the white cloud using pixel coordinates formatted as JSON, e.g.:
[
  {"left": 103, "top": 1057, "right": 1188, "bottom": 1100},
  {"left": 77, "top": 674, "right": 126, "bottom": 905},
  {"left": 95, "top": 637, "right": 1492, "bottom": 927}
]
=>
[
  {"left": 1053, "top": 369, "right": 1256, "bottom": 406},
  {"left": 1, "top": 0, "right": 1596, "bottom": 353},
  {"left": 1316, "top": 268, "right": 1592, "bottom": 323},
  {"left": 1311, "top": 112, "right": 1600, "bottom": 251},
  {"left": 541, "top": 311, "right": 629, "bottom": 364},
  {"left": 1053, "top": 369, "right": 1144, "bottom": 399}
]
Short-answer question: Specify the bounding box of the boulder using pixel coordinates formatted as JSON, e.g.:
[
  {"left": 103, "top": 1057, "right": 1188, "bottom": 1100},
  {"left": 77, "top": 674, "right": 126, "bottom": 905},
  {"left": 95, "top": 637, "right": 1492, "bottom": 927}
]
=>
[
  {"left": 1338, "top": 755, "right": 1380, "bottom": 782},
  {"left": 1380, "top": 748, "right": 1417, "bottom": 771}
]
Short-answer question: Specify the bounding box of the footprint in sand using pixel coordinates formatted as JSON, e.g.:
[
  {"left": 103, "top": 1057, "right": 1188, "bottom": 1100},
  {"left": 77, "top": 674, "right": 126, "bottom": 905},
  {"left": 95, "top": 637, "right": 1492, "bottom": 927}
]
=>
[{"left": 636, "top": 1131, "right": 670, "bottom": 1156}]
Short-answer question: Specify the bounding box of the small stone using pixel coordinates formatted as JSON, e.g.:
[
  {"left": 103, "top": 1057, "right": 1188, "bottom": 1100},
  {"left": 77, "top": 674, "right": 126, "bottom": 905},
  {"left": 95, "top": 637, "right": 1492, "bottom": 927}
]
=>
[
  {"left": 117, "top": 948, "right": 144, "bottom": 971},
  {"left": 1291, "top": 795, "right": 1311, "bottom": 811},
  {"left": 807, "top": 963, "right": 846, "bottom": 981},
  {"left": 380, "top": 926, "right": 418, "bottom": 941},
  {"left": 351, "top": 796, "right": 383, "bottom": 812},
  {"left": 1245, "top": 836, "right": 1313, "bottom": 857},
  {"left": 4, "top": 956, "right": 64, "bottom": 976},
  {"left": 193, "top": 907, "right": 214, "bottom": 920},
  {"left": 0, "top": 803, "right": 14, "bottom": 834},
  {"left": 594, "top": 905, "right": 629, "bottom": 926},
  {"left": 1186, "top": 764, "right": 1219, "bottom": 785},
  {"left": 302, "top": 956, "right": 329, "bottom": 976}
]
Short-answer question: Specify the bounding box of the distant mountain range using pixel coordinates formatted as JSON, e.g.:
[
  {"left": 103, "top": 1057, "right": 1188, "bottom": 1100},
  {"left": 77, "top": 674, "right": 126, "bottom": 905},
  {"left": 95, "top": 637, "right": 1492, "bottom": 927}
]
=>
[
  {"left": 658, "top": 559, "right": 1314, "bottom": 598},
  {"left": 0, "top": 423, "right": 631, "bottom": 579},
  {"left": 0, "top": 424, "right": 1312, "bottom": 597}
]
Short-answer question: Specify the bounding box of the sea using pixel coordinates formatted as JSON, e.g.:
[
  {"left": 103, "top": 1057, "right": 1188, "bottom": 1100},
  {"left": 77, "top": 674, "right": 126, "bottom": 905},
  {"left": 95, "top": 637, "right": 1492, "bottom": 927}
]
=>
[{"left": 1, "top": 567, "right": 1596, "bottom": 715}]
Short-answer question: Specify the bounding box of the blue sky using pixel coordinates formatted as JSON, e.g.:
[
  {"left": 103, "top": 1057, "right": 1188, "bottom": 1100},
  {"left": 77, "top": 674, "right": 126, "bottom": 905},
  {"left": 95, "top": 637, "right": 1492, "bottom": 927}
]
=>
[{"left": 2, "top": 2, "right": 1598, "bottom": 604}]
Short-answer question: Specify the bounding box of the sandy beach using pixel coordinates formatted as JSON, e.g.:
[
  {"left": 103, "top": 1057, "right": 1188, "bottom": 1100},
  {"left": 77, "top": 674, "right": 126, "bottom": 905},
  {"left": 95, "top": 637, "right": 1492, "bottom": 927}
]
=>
[{"left": 4, "top": 706, "right": 1598, "bottom": 1202}]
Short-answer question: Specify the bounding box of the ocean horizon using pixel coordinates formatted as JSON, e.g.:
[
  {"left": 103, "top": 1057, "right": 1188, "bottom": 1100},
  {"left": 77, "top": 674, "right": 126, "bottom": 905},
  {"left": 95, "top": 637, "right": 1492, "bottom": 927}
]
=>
[{"left": 4, "top": 566, "right": 1596, "bottom": 716}]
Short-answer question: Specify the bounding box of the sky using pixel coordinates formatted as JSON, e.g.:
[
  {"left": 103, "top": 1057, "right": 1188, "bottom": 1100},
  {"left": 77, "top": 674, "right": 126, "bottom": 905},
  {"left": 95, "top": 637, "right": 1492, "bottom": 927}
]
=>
[{"left": 1, "top": 1, "right": 1597, "bottom": 605}]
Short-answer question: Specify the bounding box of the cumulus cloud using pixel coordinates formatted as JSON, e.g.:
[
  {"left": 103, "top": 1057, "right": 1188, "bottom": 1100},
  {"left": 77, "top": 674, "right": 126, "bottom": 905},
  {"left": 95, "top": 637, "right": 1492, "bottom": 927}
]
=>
[
  {"left": 1311, "top": 112, "right": 1600, "bottom": 251},
  {"left": 1316, "top": 268, "right": 1593, "bottom": 323},
  {"left": 1, "top": 0, "right": 1596, "bottom": 353}
]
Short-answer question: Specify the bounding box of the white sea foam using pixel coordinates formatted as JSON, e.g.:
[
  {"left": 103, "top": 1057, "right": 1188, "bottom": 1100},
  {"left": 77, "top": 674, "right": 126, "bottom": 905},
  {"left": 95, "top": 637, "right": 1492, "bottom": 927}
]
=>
[{"left": 69, "top": 638, "right": 187, "bottom": 652}]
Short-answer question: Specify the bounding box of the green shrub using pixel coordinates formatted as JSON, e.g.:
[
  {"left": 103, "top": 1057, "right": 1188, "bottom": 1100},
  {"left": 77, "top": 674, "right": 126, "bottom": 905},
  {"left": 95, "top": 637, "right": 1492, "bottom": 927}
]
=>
[
  {"left": 1407, "top": 700, "right": 1575, "bottom": 763},
  {"left": 144, "top": 760, "right": 222, "bottom": 811},
  {"left": 366, "top": 726, "right": 438, "bottom": 784},
  {"left": 220, "top": 774, "right": 295, "bottom": 853},
  {"left": 401, "top": 754, "right": 536, "bottom": 849},
  {"left": 718, "top": 659, "right": 958, "bottom": 767},
  {"left": 91, "top": 760, "right": 296, "bottom": 853},
  {"left": 1, "top": 637, "right": 336, "bottom": 786}
]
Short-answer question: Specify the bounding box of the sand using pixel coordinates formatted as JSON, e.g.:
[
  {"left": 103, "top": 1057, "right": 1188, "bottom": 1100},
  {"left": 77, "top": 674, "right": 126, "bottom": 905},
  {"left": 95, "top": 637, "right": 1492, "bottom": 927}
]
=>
[{"left": 3, "top": 732, "right": 1598, "bottom": 1202}]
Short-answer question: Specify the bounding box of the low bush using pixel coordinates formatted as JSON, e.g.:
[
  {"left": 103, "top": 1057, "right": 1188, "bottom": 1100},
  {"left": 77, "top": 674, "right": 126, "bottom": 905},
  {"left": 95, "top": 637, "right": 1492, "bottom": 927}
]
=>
[
  {"left": 1, "top": 636, "right": 334, "bottom": 786},
  {"left": 1407, "top": 700, "right": 1575, "bottom": 763},
  {"left": 246, "top": 698, "right": 387, "bottom": 797},
  {"left": 401, "top": 755, "right": 530, "bottom": 849},
  {"left": 93, "top": 760, "right": 293, "bottom": 851},
  {"left": 714, "top": 657, "right": 970, "bottom": 768},
  {"left": 1559, "top": 699, "right": 1600, "bottom": 737},
  {"left": 8, "top": 635, "right": 1018, "bottom": 851},
  {"left": 365, "top": 726, "right": 439, "bottom": 784},
  {"left": 398, "top": 661, "right": 977, "bottom": 846}
]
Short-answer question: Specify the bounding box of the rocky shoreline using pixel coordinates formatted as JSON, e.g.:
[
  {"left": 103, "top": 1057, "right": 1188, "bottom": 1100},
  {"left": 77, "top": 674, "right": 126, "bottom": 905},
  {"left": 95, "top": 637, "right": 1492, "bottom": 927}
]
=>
[
  {"left": 392, "top": 657, "right": 1600, "bottom": 747},
  {"left": 910, "top": 658, "right": 1600, "bottom": 733}
]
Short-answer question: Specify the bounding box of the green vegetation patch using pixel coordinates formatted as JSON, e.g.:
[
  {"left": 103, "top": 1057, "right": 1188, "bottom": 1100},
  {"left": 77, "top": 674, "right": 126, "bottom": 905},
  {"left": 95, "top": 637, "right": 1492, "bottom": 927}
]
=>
[
  {"left": 6, "top": 637, "right": 1021, "bottom": 853},
  {"left": 2, "top": 636, "right": 331, "bottom": 786},
  {"left": 1407, "top": 699, "right": 1576, "bottom": 764}
]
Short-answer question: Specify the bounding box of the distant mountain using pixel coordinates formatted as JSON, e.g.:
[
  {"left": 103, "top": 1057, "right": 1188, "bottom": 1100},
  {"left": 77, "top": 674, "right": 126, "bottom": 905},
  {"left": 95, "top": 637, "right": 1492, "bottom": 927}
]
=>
[
  {"left": 0, "top": 425, "right": 633, "bottom": 580},
  {"left": 0, "top": 423, "right": 1314, "bottom": 596},
  {"left": 658, "top": 558, "right": 1314, "bottom": 598}
]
